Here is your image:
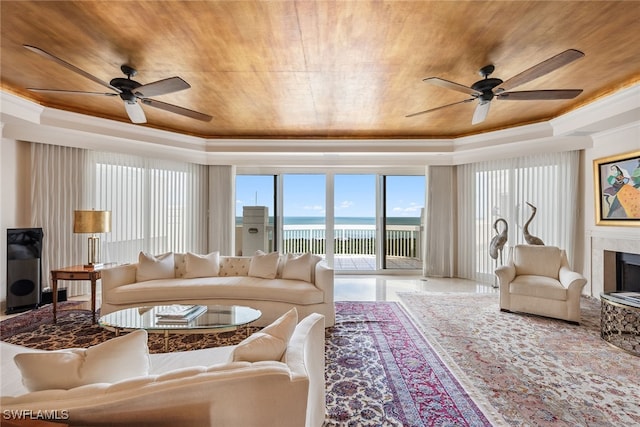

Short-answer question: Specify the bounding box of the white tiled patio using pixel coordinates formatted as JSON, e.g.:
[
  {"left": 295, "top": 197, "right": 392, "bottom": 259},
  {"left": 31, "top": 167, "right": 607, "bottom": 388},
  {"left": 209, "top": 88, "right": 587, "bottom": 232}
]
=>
[{"left": 333, "top": 255, "right": 422, "bottom": 271}]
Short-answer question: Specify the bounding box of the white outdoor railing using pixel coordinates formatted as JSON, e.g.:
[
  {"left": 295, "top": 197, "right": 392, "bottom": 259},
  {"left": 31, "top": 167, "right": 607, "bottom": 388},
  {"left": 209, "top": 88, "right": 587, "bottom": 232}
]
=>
[{"left": 281, "top": 224, "right": 422, "bottom": 258}]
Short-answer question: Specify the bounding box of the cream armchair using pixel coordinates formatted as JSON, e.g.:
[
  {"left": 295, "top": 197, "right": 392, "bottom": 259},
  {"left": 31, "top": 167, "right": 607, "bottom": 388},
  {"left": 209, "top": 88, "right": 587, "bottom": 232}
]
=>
[{"left": 495, "top": 244, "right": 587, "bottom": 324}]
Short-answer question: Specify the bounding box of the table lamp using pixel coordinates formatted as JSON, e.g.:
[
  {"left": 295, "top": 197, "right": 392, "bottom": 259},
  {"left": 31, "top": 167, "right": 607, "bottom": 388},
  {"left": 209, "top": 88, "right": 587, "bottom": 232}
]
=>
[{"left": 73, "top": 210, "right": 111, "bottom": 268}]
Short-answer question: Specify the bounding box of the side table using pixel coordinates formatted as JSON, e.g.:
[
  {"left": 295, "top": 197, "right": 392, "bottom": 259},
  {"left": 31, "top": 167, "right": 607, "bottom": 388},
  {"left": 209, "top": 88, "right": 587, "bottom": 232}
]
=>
[
  {"left": 600, "top": 292, "right": 640, "bottom": 357},
  {"left": 50, "top": 265, "right": 103, "bottom": 324}
]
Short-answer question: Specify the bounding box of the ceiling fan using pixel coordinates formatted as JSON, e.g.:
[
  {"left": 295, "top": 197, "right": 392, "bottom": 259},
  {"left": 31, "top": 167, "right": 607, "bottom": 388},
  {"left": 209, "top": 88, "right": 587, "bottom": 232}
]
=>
[
  {"left": 23, "top": 45, "right": 212, "bottom": 124},
  {"left": 407, "top": 49, "right": 585, "bottom": 125}
]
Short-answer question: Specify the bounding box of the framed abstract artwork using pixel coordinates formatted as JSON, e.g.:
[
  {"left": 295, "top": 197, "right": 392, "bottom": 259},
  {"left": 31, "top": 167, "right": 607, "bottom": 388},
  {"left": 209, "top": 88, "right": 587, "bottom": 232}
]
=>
[{"left": 593, "top": 150, "right": 640, "bottom": 226}]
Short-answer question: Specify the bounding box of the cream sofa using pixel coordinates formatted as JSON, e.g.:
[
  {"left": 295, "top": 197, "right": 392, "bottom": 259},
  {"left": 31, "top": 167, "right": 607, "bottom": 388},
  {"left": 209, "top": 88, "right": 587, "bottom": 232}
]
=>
[
  {"left": 1, "top": 312, "right": 326, "bottom": 427},
  {"left": 100, "top": 251, "right": 335, "bottom": 327},
  {"left": 495, "top": 244, "right": 588, "bottom": 324}
]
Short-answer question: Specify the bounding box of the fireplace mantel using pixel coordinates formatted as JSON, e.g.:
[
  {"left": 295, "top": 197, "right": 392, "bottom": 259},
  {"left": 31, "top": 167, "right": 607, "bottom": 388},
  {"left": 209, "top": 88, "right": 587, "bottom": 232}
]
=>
[{"left": 590, "top": 231, "right": 640, "bottom": 295}]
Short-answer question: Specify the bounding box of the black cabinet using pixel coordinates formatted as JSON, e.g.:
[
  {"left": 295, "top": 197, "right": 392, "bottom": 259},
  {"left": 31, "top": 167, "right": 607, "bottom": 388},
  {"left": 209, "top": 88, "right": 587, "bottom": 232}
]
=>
[{"left": 6, "top": 228, "right": 43, "bottom": 313}]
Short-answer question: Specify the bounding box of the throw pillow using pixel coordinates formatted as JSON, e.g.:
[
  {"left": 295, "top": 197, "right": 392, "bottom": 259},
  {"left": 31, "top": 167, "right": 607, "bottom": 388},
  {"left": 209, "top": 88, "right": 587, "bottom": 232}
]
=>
[
  {"left": 136, "top": 252, "right": 175, "bottom": 282},
  {"left": 248, "top": 250, "right": 280, "bottom": 279},
  {"left": 184, "top": 251, "right": 220, "bottom": 278},
  {"left": 282, "top": 252, "right": 312, "bottom": 282},
  {"left": 231, "top": 308, "right": 298, "bottom": 362},
  {"left": 219, "top": 257, "right": 251, "bottom": 277},
  {"left": 229, "top": 332, "right": 286, "bottom": 363},
  {"left": 14, "top": 330, "right": 150, "bottom": 392}
]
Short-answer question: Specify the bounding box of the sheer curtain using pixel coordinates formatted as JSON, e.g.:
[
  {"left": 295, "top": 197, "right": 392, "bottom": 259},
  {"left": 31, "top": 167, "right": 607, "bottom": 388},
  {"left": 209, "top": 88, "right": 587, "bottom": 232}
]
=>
[
  {"left": 457, "top": 151, "right": 580, "bottom": 283},
  {"left": 208, "top": 165, "right": 235, "bottom": 256},
  {"left": 31, "top": 143, "right": 90, "bottom": 296},
  {"left": 424, "top": 166, "right": 456, "bottom": 277}
]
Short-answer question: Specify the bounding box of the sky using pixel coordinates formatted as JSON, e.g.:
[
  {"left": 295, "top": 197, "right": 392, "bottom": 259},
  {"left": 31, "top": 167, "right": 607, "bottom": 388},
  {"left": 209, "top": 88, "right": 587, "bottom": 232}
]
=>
[{"left": 236, "top": 174, "right": 425, "bottom": 218}]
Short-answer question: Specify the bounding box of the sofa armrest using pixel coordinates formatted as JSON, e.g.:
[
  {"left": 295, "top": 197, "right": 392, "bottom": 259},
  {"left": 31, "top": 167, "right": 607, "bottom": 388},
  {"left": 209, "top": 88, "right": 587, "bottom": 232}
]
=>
[
  {"left": 559, "top": 266, "right": 587, "bottom": 295},
  {"left": 285, "top": 313, "right": 325, "bottom": 427},
  {"left": 495, "top": 264, "right": 515, "bottom": 310},
  {"left": 101, "top": 264, "right": 137, "bottom": 296},
  {"left": 314, "top": 261, "right": 334, "bottom": 304},
  {"left": 495, "top": 264, "right": 515, "bottom": 288}
]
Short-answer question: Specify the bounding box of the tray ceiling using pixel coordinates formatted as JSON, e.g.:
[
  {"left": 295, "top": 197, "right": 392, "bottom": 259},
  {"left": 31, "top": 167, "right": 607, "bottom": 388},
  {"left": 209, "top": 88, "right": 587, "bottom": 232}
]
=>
[{"left": 1, "top": 1, "right": 639, "bottom": 139}]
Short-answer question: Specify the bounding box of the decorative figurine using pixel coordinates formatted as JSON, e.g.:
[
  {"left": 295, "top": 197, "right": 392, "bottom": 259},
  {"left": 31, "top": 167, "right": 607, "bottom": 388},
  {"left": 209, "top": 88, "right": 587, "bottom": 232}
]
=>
[{"left": 523, "top": 202, "right": 544, "bottom": 245}]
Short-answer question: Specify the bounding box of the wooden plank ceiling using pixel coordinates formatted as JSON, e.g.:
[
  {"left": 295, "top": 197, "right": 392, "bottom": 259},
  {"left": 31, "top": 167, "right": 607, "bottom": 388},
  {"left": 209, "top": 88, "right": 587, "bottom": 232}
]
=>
[{"left": 1, "top": 1, "right": 639, "bottom": 139}]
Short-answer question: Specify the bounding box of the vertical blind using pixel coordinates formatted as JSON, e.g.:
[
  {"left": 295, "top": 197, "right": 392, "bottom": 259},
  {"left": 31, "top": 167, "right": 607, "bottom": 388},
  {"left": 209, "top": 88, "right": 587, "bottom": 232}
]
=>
[
  {"left": 89, "top": 151, "right": 209, "bottom": 264},
  {"left": 30, "top": 143, "right": 209, "bottom": 295},
  {"left": 456, "top": 151, "right": 580, "bottom": 283}
]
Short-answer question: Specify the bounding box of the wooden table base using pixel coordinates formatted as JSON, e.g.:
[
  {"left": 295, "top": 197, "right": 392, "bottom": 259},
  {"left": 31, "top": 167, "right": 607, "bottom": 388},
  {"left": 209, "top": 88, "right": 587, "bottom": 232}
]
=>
[{"left": 50, "top": 265, "right": 101, "bottom": 324}]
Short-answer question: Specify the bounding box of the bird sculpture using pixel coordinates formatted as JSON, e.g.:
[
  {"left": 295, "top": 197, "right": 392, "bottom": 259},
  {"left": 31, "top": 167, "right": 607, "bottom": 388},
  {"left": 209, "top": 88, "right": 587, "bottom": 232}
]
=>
[
  {"left": 489, "top": 218, "right": 508, "bottom": 264},
  {"left": 523, "top": 202, "right": 544, "bottom": 245}
]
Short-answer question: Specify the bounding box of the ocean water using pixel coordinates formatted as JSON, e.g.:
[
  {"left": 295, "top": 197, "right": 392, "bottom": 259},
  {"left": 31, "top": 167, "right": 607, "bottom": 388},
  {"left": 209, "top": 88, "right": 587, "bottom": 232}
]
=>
[{"left": 236, "top": 216, "right": 420, "bottom": 226}]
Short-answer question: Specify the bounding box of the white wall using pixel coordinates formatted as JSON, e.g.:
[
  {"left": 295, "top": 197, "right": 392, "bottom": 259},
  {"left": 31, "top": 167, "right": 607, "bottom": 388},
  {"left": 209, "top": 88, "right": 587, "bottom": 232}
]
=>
[
  {"left": 582, "top": 123, "right": 640, "bottom": 296},
  {"left": 0, "top": 136, "right": 32, "bottom": 310}
]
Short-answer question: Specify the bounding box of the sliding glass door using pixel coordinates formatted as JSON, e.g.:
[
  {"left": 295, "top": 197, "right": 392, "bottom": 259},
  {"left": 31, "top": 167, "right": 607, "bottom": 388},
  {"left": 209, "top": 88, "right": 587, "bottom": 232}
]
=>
[
  {"left": 235, "top": 171, "right": 424, "bottom": 272},
  {"left": 334, "top": 174, "right": 377, "bottom": 271},
  {"left": 282, "top": 174, "right": 326, "bottom": 256},
  {"left": 383, "top": 176, "right": 424, "bottom": 270}
]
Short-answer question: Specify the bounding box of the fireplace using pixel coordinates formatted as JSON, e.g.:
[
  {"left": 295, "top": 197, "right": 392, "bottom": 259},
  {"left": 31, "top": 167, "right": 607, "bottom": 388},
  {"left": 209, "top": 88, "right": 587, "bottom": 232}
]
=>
[
  {"left": 594, "top": 236, "right": 640, "bottom": 295},
  {"left": 617, "top": 252, "right": 640, "bottom": 292}
]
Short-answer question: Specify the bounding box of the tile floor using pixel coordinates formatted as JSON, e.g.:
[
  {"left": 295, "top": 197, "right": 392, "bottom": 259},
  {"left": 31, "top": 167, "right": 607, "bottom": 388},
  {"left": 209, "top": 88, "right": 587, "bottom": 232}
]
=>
[
  {"left": 0, "top": 275, "right": 497, "bottom": 322},
  {"left": 334, "top": 275, "right": 497, "bottom": 302}
]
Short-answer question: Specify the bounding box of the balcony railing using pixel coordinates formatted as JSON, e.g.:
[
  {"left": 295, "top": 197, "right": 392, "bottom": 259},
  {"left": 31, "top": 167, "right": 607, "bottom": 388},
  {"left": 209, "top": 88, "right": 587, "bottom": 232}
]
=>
[{"left": 281, "top": 224, "right": 422, "bottom": 259}]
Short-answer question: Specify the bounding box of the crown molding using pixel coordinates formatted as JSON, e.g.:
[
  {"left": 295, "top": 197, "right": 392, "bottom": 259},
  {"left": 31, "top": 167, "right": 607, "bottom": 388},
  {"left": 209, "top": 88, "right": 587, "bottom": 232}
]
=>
[
  {"left": 1, "top": 92, "right": 44, "bottom": 124},
  {"left": 40, "top": 107, "right": 208, "bottom": 153},
  {"left": 205, "top": 138, "right": 454, "bottom": 153},
  {"left": 455, "top": 122, "right": 553, "bottom": 148},
  {"left": 1, "top": 83, "right": 638, "bottom": 167},
  {"left": 452, "top": 135, "right": 593, "bottom": 165},
  {"left": 551, "top": 84, "right": 640, "bottom": 136}
]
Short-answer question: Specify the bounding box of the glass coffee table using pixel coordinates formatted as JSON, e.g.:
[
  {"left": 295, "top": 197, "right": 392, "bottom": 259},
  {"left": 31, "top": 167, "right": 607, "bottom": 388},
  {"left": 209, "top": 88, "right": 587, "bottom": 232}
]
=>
[{"left": 99, "top": 304, "right": 262, "bottom": 352}]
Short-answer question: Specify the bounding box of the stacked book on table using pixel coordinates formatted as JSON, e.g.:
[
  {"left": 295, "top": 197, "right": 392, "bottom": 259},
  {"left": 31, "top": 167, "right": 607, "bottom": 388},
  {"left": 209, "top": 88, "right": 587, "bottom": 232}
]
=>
[{"left": 155, "top": 304, "right": 207, "bottom": 324}]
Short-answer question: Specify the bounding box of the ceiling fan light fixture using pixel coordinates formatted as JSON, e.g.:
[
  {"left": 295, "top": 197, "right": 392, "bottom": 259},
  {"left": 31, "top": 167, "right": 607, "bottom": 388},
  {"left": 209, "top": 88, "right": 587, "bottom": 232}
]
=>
[{"left": 119, "top": 91, "right": 137, "bottom": 103}]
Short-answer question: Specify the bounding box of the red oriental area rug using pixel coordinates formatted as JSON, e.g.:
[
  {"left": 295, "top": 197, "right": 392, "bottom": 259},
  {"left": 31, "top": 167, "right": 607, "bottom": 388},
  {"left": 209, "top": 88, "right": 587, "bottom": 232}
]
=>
[
  {"left": 1, "top": 301, "right": 491, "bottom": 426},
  {"left": 326, "top": 301, "right": 492, "bottom": 426}
]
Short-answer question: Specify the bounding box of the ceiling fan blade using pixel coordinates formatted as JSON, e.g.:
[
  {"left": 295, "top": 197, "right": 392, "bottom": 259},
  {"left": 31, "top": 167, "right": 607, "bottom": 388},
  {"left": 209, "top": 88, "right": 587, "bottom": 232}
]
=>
[
  {"left": 134, "top": 77, "right": 191, "bottom": 98},
  {"left": 424, "top": 77, "right": 481, "bottom": 96},
  {"left": 472, "top": 101, "right": 491, "bottom": 125},
  {"left": 406, "top": 98, "right": 475, "bottom": 118},
  {"left": 497, "top": 89, "right": 583, "bottom": 100},
  {"left": 124, "top": 100, "right": 147, "bottom": 124},
  {"left": 142, "top": 98, "right": 212, "bottom": 122},
  {"left": 27, "top": 88, "right": 118, "bottom": 97},
  {"left": 498, "top": 49, "right": 585, "bottom": 92},
  {"left": 24, "top": 45, "right": 120, "bottom": 93}
]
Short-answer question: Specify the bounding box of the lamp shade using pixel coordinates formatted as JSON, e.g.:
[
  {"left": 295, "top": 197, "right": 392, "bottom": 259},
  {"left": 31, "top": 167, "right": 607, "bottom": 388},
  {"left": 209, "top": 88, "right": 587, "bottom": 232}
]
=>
[{"left": 73, "top": 210, "right": 111, "bottom": 234}]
